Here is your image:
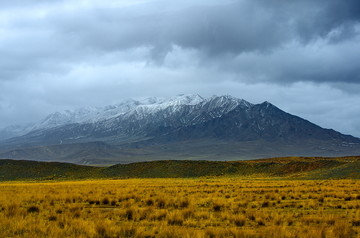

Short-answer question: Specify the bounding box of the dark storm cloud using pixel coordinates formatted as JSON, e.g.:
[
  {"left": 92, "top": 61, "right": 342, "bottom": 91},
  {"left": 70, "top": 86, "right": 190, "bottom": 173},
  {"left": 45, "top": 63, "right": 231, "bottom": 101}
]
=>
[
  {"left": 256, "top": 0, "right": 360, "bottom": 39},
  {"left": 37, "top": 0, "right": 360, "bottom": 84},
  {"left": 96, "top": 0, "right": 360, "bottom": 54},
  {"left": 1, "top": 0, "right": 360, "bottom": 136},
  {"left": 48, "top": 1, "right": 288, "bottom": 56}
]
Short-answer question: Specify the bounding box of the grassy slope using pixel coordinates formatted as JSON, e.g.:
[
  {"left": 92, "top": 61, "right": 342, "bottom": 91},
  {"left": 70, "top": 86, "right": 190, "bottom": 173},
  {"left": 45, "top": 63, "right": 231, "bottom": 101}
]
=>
[
  {"left": 104, "top": 156, "right": 360, "bottom": 179},
  {"left": 0, "top": 160, "right": 102, "bottom": 181},
  {"left": 0, "top": 156, "right": 359, "bottom": 181}
]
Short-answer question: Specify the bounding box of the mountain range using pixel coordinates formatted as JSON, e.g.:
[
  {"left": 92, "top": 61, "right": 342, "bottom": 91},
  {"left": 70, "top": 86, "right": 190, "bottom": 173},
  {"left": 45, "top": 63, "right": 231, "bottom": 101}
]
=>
[{"left": 0, "top": 94, "right": 359, "bottom": 164}]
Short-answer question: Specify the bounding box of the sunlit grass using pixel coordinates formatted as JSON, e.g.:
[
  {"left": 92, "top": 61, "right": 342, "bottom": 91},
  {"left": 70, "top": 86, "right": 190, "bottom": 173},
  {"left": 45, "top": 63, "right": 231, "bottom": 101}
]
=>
[{"left": 0, "top": 178, "right": 359, "bottom": 237}]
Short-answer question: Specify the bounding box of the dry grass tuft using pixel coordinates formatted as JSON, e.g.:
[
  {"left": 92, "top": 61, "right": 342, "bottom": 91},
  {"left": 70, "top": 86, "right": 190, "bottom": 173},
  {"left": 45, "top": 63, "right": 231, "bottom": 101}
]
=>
[{"left": 0, "top": 178, "right": 358, "bottom": 237}]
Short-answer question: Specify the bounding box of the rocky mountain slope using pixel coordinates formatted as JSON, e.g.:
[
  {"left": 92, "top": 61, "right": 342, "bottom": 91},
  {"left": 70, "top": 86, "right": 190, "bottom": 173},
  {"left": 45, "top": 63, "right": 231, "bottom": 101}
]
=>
[{"left": 0, "top": 94, "right": 359, "bottom": 164}]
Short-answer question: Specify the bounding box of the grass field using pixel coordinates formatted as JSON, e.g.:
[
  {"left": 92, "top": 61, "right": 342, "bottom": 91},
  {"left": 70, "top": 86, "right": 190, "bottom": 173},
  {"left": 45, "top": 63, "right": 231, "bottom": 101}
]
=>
[{"left": 0, "top": 178, "right": 359, "bottom": 237}]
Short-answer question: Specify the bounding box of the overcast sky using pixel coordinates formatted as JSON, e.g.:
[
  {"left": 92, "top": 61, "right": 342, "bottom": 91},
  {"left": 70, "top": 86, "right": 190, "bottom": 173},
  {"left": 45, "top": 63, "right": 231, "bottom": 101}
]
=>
[{"left": 1, "top": 0, "right": 360, "bottom": 136}]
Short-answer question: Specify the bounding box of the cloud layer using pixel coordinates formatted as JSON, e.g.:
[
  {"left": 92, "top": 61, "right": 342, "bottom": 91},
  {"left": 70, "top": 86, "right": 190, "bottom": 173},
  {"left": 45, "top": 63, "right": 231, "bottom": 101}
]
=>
[{"left": 0, "top": 0, "right": 360, "bottom": 136}]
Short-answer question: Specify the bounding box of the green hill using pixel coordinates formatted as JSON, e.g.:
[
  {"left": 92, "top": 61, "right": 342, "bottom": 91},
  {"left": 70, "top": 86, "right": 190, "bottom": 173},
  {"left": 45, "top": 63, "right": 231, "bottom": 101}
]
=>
[
  {"left": 104, "top": 156, "right": 360, "bottom": 179},
  {"left": 0, "top": 160, "right": 102, "bottom": 181},
  {"left": 0, "top": 156, "right": 359, "bottom": 181}
]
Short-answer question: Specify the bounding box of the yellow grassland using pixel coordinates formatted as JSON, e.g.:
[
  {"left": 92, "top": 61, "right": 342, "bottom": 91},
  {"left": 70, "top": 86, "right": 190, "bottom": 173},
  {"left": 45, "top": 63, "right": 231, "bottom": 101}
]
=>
[{"left": 0, "top": 178, "right": 359, "bottom": 238}]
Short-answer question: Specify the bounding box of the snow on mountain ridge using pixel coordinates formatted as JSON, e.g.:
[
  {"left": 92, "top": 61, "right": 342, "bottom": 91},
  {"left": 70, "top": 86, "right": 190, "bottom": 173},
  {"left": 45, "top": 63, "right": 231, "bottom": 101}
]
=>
[
  {"left": 33, "top": 94, "right": 206, "bottom": 130},
  {"left": 132, "top": 94, "right": 205, "bottom": 116},
  {"left": 0, "top": 94, "right": 250, "bottom": 140}
]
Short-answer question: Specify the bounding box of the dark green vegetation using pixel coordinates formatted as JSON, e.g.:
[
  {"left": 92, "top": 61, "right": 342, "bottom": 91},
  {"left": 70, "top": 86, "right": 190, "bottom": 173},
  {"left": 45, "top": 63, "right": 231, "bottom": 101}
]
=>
[
  {"left": 0, "top": 159, "right": 102, "bottom": 181},
  {"left": 0, "top": 156, "right": 359, "bottom": 181}
]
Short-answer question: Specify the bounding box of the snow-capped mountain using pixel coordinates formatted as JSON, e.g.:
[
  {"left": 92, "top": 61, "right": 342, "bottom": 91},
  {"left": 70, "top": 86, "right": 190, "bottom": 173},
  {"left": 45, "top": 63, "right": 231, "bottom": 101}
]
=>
[
  {"left": 1, "top": 94, "right": 358, "bottom": 145},
  {"left": 0, "top": 94, "right": 238, "bottom": 140},
  {"left": 1, "top": 94, "right": 360, "bottom": 164},
  {"left": 35, "top": 94, "right": 207, "bottom": 128},
  {"left": 0, "top": 94, "right": 205, "bottom": 141},
  {"left": 6, "top": 94, "right": 250, "bottom": 144}
]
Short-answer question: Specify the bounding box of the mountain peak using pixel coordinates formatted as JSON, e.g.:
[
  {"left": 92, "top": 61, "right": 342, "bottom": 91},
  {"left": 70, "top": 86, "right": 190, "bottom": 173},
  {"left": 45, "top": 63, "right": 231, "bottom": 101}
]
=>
[
  {"left": 2, "top": 94, "right": 360, "bottom": 163},
  {"left": 258, "top": 101, "right": 279, "bottom": 111},
  {"left": 1, "top": 94, "right": 252, "bottom": 139},
  {"left": 169, "top": 94, "right": 204, "bottom": 105},
  {"left": 138, "top": 97, "right": 166, "bottom": 105},
  {"left": 207, "top": 95, "right": 253, "bottom": 109}
]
